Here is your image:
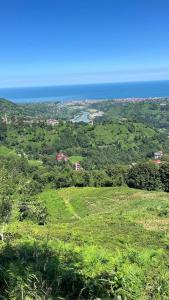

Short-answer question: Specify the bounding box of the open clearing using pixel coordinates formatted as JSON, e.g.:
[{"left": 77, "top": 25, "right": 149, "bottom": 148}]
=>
[{"left": 8, "top": 186, "right": 169, "bottom": 252}]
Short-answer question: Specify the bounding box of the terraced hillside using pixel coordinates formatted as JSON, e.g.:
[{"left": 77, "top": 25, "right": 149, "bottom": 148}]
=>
[
  {"left": 8, "top": 186, "right": 169, "bottom": 251},
  {"left": 2, "top": 186, "right": 169, "bottom": 299}
]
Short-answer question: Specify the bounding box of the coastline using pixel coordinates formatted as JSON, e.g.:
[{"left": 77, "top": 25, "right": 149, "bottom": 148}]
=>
[
  {"left": 64, "top": 96, "right": 169, "bottom": 105},
  {"left": 1, "top": 80, "right": 169, "bottom": 104}
]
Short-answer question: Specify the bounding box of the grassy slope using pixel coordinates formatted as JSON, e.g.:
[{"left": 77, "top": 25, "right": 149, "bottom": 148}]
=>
[
  {"left": 69, "top": 155, "right": 84, "bottom": 163},
  {"left": 93, "top": 122, "right": 157, "bottom": 145},
  {"left": 90, "top": 100, "right": 169, "bottom": 131},
  {"left": 0, "top": 98, "right": 16, "bottom": 108},
  {"left": 8, "top": 186, "right": 169, "bottom": 253},
  {"left": 0, "top": 145, "right": 18, "bottom": 157},
  {"left": 0, "top": 146, "right": 44, "bottom": 168},
  {"left": 5, "top": 120, "right": 169, "bottom": 165},
  {"left": 5, "top": 186, "right": 169, "bottom": 299}
]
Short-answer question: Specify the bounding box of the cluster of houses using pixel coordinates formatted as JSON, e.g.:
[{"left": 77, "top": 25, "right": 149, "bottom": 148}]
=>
[
  {"left": 46, "top": 119, "right": 59, "bottom": 126},
  {"left": 55, "top": 150, "right": 164, "bottom": 170},
  {"left": 56, "top": 152, "right": 82, "bottom": 170}
]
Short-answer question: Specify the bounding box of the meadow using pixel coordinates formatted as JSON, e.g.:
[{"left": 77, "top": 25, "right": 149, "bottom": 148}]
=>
[
  {"left": 2, "top": 186, "right": 169, "bottom": 299},
  {"left": 8, "top": 186, "right": 169, "bottom": 252}
]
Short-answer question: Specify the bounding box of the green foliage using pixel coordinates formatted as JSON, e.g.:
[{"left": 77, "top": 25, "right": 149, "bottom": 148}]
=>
[
  {"left": 69, "top": 155, "right": 84, "bottom": 164},
  {"left": 2, "top": 98, "right": 169, "bottom": 298},
  {"left": 0, "top": 242, "right": 169, "bottom": 299},
  {"left": 5, "top": 119, "right": 169, "bottom": 168},
  {"left": 0, "top": 168, "right": 14, "bottom": 225},
  {"left": 159, "top": 163, "right": 169, "bottom": 192},
  {"left": 126, "top": 163, "right": 162, "bottom": 191},
  {"left": 91, "top": 99, "right": 169, "bottom": 132},
  {"left": 0, "top": 145, "right": 17, "bottom": 157},
  {"left": 18, "top": 197, "right": 48, "bottom": 225},
  {"left": 1, "top": 165, "right": 169, "bottom": 299},
  {"left": 0, "top": 98, "right": 77, "bottom": 120},
  {"left": 0, "top": 118, "right": 7, "bottom": 142}
]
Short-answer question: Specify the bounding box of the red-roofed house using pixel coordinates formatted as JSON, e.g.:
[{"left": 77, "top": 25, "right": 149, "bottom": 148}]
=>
[
  {"left": 153, "top": 159, "right": 161, "bottom": 165},
  {"left": 56, "top": 152, "right": 68, "bottom": 162}
]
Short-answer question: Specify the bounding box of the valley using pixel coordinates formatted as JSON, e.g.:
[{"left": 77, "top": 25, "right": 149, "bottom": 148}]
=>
[{"left": 1, "top": 97, "right": 169, "bottom": 299}]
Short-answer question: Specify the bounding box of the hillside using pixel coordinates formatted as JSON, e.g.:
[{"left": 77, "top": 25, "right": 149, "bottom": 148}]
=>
[
  {"left": 37, "top": 187, "right": 169, "bottom": 250},
  {"left": 0, "top": 98, "right": 15, "bottom": 106},
  {"left": 2, "top": 97, "right": 169, "bottom": 133},
  {"left": 5, "top": 120, "right": 169, "bottom": 167},
  {"left": 1, "top": 101, "right": 169, "bottom": 298},
  {"left": 1, "top": 130, "right": 169, "bottom": 298},
  {"left": 2, "top": 186, "right": 169, "bottom": 299},
  {"left": 0, "top": 98, "right": 17, "bottom": 115},
  {"left": 87, "top": 99, "right": 169, "bottom": 131},
  {"left": 0, "top": 98, "right": 78, "bottom": 120}
]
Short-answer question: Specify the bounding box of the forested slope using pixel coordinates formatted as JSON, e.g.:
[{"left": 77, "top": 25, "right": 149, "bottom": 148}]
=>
[
  {"left": 4, "top": 120, "right": 169, "bottom": 167},
  {"left": 1, "top": 99, "right": 169, "bottom": 298}
]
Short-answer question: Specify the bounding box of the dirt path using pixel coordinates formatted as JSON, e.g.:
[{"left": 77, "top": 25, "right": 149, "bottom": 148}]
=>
[{"left": 58, "top": 190, "right": 81, "bottom": 220}]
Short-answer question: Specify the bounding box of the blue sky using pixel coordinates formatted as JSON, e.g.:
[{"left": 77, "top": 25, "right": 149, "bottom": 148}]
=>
[{"left": 0, "top": 0, "right": 169, "bottom": 87}]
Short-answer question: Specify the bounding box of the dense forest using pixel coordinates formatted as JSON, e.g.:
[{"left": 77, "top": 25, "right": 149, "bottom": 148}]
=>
[{"left": 1, "top": 98, "right": 169, "bottom": 299}]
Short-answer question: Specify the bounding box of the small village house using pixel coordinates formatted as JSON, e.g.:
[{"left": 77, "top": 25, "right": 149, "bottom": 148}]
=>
[
  {"left": 74, "top": 162, "right": 82, "bottom": 171},
  {"left": 154, "top": 150, "right": 163, "bottom": 160},
  {"left": 56, "top": 152, "right": 68, "bottom": 162}
]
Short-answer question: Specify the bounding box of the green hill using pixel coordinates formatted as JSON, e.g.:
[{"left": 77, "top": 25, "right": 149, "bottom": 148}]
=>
[
  {"left": 0, "top": 98, "right": 21, "bottom": 119},
  {"left": 0, "top": 98, "right": 16, "bottom": 112},
  {"left": 8, "top": 186, "right": 169, "bottom": 251},
  {"left": 5, "top": 120, "right": 169, "bottom": 166},
  {"left": 2, "top": 100, "right": 169, "bottom": 298},
  {"left": 88, "top": 99, "right": 169, "bottom": 131},
  {"left": 3, "top": 186, "right": 169, "bottom": 299},
  {"left": 0, "top": 98, "right": 16, "bottom": 107},
  {"left": 0, "top": 98, "right": 76, "bottom": 120}
]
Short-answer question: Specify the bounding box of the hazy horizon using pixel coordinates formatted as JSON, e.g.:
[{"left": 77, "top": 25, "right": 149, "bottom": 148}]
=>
[
  {"left": 1, "top": 80, "right": 169, "bottom": 103},
  {"left": 1, "top": 79, "right": 169, "bottom": 90}
]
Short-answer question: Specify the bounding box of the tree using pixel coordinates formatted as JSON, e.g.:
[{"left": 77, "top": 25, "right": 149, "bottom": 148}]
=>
[
  {"left": 126, "top": 163, "right": 162, "bottom": 191},
  {"left": 106, "top": 165, "right": 127, "bottom": 186},
  {"left": 0, "top": 168, "right": 13, "bottom": 240},
  {"left": 18, "top": 196, "right": 48, "bottom": 225},
  {"left": 159, "top": 163, "right": 169, "bottom": 192},
  {"left": 72, "top": 170, "right": 90, "bottom": 187},
  {"left": 0, "top": 118, "right": 7, "bottom": 142},
  {"left": 91, "top": 170, "right": 112, "bottom": 187}
]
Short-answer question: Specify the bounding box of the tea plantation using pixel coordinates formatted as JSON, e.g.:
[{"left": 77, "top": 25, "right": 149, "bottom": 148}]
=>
[{"left": 2, "top": 186, "right": 169, "bottom": 299}]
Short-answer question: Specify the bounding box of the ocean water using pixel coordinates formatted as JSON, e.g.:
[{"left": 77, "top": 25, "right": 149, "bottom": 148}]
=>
[{"left": 0, "top": 81, "right": 169, "bottom": 103}]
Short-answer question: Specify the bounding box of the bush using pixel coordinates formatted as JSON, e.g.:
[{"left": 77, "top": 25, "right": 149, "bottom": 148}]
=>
[
  {"left": 1, "top": 242, "right": 169, "bottom": 300},
  {"left": 159, "top": 163, "right": 169, "bottom": 192},
  {"left": 126, "top": 163, "right": 162, "bottom": 191}
]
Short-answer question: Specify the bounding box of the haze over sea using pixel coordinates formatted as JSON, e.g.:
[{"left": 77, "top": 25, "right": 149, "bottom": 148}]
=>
[{"left": 1, "top": 80, "right": 169, "bottom": 104}]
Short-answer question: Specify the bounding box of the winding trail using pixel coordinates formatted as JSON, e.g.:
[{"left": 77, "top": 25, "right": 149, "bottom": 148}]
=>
[{"left": 58, "top": 190, "right": 81, "bottom": 220}]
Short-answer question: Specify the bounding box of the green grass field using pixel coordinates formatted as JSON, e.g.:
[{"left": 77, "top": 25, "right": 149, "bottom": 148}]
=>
[
  {"left": 4, "top": 186, "right": 169, "bottom": 299},
  {"left": 8, "top": 186, "right": 169, "bottom": 253},
  {"left": 28, "top": 159, "right": 43, "bottom": 166},
  {"left": 69, "top": 155, "right": 84, "bottom": 164},
  {"left": 0, "top": 146, "right": 43, "bottom": 167}
]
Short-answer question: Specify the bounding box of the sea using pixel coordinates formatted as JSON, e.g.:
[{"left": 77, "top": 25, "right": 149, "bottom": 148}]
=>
[{"left": 1, "top": 80, "right": 169, "bottom": 104}]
